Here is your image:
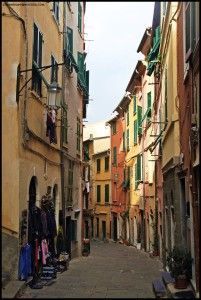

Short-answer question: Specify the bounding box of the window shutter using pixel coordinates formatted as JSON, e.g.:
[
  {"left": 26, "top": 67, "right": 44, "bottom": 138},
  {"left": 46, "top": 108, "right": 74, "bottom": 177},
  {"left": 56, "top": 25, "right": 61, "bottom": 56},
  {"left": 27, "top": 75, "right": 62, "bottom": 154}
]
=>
[
  {"left": 78, "top": 2, "right": 82, "bottom": 33},
  {"left": 113, "top": 147, "right": 117, "bottom": 165},
  {"left": 97, "top": 185, "right": 101, "bottom": 202},
  {"left": 33, "top": 24, "right": 38, "bottom": 64},
  {"left": 123, "top": 132, "right": 125, "bottom": 151},
  {"left": 105, "top": 184, "right": 109, "bottom": 203},
  {"left": 134, "top": 120, "right": 137, "bottom": 144},
  {"left": 137, "top": 106, "right": 142, "bottom": 135},
  {"left": 38, "top": 32, "right": 42, "bottom": 67},
  {"left": 185, "top": 2, "right": 191, "bottom": 61},
  {"left": 127, "top": 129, "right": 129, "bottom": 150},
  {"left": 127, "top": 110, "right": 129, "bottom": 125},
  {"left": 133, "top": 95, "right": 136, "bottom": 114},
  {"left": 67, "top": 27, "right": 73, "bottom": 54},
  {"left": 86, "top": 70, "right": 89, "bottom": 93}
]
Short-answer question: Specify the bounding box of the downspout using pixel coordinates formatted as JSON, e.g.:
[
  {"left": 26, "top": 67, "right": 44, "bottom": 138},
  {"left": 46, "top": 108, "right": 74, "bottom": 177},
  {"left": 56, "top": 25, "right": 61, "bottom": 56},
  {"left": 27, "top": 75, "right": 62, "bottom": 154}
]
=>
[{"left": 61, "top": 2, "right": 66, "bottom": 241}]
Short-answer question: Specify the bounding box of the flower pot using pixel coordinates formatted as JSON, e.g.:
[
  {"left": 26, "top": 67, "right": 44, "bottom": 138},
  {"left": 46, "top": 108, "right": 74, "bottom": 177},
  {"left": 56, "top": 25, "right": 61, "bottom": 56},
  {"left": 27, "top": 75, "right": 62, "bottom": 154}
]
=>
[{"left": 174, "top": 275, "right": 188, "bottom": 289}]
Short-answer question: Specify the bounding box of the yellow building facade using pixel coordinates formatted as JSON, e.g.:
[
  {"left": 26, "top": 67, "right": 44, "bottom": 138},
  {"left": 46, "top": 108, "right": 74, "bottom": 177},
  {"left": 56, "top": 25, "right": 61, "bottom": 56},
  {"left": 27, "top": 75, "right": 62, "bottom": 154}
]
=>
[
  {"left": 92, "top": 137, "right": 111, "bottom": 241},
  {"left": 2, "top": 2, "right": 64, "bottom": 278}
]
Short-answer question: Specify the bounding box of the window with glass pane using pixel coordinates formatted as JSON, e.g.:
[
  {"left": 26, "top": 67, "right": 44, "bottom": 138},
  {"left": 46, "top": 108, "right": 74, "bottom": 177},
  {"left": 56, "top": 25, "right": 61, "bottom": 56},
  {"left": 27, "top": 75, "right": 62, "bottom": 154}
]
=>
[
  {"left": 105, "top": 156, "right": 109, "bottom": 171},
  {"left": 113, "top": 147, "right": 117, "bottom": 166},
  {"left": 133, "top": 95, "right": 137, "bottom": 114},
  {"left": 97, "top": 185, "right": 101, "bottom": 202},
  {"left": 97, "top": 159, "right": 101, "bottom": 173},
  {"left": 105, "top": 184, "right": 109, "bottom": 203}
]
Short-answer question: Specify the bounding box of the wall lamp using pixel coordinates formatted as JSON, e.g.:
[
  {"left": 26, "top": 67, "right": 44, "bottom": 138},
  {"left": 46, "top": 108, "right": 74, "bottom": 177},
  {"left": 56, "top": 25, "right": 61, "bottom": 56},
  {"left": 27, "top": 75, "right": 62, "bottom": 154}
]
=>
[{"left": 16, "top": 61, "right": 65, "bottom": 109}]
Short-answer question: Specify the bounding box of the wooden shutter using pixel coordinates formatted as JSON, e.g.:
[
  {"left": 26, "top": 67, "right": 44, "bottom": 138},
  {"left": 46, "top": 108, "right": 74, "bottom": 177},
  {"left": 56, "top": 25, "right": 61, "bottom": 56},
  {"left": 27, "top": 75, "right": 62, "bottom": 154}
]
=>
[
  {"left": 97, "top": 185, "right": 101, "bottom": 202},
  {"left": 78, "top": 2, "right": 82, "bottom": 33},
  {"left": 33, "top": 23, "right": 38, "bottom": 64},
  {"left": 133, "top": 95, "right": 136, "bottom": 114},
  {"left": 134, "top": 120, "right": 137, "bottom": 144},
  {"left": 123, "top": 132, "right": 125, "bottom": 151},
  {"left": 137, "top": 106, "right": 142, "bottom": 135},
  {"left": 185, "top": 2, "right": 191, "bottom": 61},
  {"left": 127, "top": 129, "right": 129, "bottom": 150},
  {"left": 105, "top": 184, "right": 109, "bottom": 203},
  {"left": 113, "top": 147, "right": 117, "bottom": 165},
  {"left": 67, "top": 27, "right": 73, "bottom": 54}
]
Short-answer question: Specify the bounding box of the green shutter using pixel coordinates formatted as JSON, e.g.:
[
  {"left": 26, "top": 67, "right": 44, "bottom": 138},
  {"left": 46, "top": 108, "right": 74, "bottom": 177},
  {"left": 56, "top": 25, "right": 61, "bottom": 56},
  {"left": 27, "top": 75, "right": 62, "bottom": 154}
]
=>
[
  {"left": 137, "top": 106, "right": 142, "bottom": 135},
  {"left": 67, "top": 27, "right": 73, "bottom": 54},
  {"left": 133, "top": 95, "right": 137, "bottom": 114},
  {"left": 127, "top": 110, "right": 129, "bottom": 125},
  {"left": 134, "top": 120, "right": 137, "bottom": 144},
  {"left": 105, "top": 184, "right": 109, "bottom": 203},
  {"left": 78, "top": 2, "right": 82, "bottom": 33},
  {"left": 137, "top": 155, "right": 141, "bottom": 182},
  {"left": 127, "top": 129, "right": 129, "bottom": 150}
]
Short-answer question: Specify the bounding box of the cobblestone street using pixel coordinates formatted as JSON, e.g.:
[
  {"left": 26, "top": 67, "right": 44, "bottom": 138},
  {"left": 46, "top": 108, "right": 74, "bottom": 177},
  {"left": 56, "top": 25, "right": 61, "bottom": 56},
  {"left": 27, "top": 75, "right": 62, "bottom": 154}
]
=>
[{"left": 18, "top": 240, "right": 163, "bottom": 298}]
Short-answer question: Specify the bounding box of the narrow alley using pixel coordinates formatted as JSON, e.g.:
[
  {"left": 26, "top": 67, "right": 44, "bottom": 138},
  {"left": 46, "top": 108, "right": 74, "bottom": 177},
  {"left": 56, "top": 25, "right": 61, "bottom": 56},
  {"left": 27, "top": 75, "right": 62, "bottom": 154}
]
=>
[{"left": 18, "top": 240, "right": 163, "bottom": 299}]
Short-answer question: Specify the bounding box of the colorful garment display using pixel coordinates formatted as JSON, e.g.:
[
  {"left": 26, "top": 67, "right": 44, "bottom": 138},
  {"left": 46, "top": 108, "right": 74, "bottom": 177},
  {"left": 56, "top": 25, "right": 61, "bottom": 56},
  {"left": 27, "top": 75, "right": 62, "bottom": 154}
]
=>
[{"left": 18, "top": 243, "right": 32, "bottom": 281}]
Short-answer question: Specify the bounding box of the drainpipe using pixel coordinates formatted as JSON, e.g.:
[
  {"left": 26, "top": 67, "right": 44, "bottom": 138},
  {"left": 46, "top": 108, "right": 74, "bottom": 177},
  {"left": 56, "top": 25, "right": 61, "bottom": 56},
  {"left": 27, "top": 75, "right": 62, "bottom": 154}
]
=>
[{"left": 60, "top": 2, "right": 66, "bottom": 243}]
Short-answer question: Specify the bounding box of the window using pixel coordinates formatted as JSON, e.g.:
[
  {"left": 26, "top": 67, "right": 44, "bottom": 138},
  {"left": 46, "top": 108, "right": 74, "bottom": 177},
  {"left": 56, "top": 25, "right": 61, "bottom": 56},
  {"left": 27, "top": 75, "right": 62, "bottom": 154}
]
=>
[
  {"left": 32, "top": 23, "right": 42, "bottom": 96},
  {"left": 97, "top": 159, "right": 101, "bottom": 173},
  {"left": 147, "top": 92, "right": 152, "bottom": 122},
  {"left": 76, "top": 118, "right": 81, "bottom": 152},
  {"left": 50, "top": 55, "right": 58, "bottom": 83},
  {"left": 135, "top": 155, "right": 142, "bottom": 189},
  {"left": 66, "top": 161, "right": 74, "bottom": 206},
  {"left": 105, "top": 156, "right": 109, "bottom": 171},
  {"left": 97, "top": 185, "right": 101, "bottom": 202},
  {"left": 112, "top": 122, "right": 116, "bottom": 135},
  {"left": 71, "top": 220, "right": 77, "bottom": 241},
  {"left": 133, "top": 95, "right": 137, "bottom": 114},
  {"left": 113, "top": 147, "right": 117, "bottom": 166},
  {"left": 67, "top": 27, "right": 73, "bottom": 54},
  {"left": 134, "top": 120, "right": 137, "bottom": 145},
  {"left": 78, "top": 2, "right": 82, "bottom": 33},
  {"left": 53, "top": 2, "right": 59, "bottom": 22},
  {"left": 165, "top": 67, "right": 168, "bottom": 121},
  {"left": 123, "top": 132, "right": 126, "bottom": 151},
  {"left": 127, "top": 109, "right": 129, "bottom": 126},
  {"left": 137, "top": 106, "right": 142, "bottom": 135},
  {"left": 96, "top": 218, "right": 99, "bottom": 238},
  {"left": 184, "top": 2, "right": 197, "bottom": 62},
  {"left": 105, "top": 184, "right": 109, "bottom": 203},
  {"left": 127, "top": 129, "right": 129, "bottom": 150},
  {"left": 62, "top": 106, "right": 68, "bottom": 144}
]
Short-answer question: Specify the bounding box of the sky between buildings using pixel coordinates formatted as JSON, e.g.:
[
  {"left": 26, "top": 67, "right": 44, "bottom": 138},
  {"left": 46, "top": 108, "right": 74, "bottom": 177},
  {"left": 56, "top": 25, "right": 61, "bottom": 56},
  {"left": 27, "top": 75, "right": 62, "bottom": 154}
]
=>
[{"left": 84, "top": 2, "right": 155, "bottom": 124}]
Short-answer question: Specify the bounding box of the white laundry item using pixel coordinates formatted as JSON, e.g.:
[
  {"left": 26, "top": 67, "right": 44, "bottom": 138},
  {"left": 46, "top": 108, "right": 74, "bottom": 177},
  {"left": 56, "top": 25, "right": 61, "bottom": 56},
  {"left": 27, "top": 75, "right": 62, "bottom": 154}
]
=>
[
  {"left": 51, "top": 109, "right": 56, "bottom": 123},
  {"left": 86, "top": 181, "right": 90, "bottom": 193}
]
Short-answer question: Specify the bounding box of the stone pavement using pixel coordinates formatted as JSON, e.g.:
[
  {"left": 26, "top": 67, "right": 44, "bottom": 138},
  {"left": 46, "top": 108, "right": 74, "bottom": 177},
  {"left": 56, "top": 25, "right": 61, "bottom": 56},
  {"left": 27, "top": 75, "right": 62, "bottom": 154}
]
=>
[{"left": 17, "top": 240, "right": 164, "bottom": 298}]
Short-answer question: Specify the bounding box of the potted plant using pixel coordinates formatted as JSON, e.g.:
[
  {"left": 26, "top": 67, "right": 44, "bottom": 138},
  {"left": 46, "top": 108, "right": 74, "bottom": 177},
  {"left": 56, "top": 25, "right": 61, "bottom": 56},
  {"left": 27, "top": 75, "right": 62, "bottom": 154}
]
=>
[{"left": 166, "top": 246, "right": 192, "bottom": 289}]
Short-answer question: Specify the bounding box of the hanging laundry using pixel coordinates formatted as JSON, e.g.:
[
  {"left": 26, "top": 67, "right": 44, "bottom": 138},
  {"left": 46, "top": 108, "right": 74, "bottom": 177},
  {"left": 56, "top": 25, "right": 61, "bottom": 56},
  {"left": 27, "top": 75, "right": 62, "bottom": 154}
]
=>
[
  {"left": 18, "top": 243, "right": 32, "bottom": 281},
  {"left": 41, "top": 239, "right": 49, "bottom": 265},
  {"left": 46, "top": 110, "right": 57, "bottom": 144}
]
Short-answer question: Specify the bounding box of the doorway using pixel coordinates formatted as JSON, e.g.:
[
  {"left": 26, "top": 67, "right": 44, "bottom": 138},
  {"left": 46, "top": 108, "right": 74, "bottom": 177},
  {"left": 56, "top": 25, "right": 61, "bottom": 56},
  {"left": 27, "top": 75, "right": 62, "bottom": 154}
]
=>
[
  {"left": 113, "top": 215, "right": 117, "bottom": 241},
  {"left": 102, "top": 220, "right": 106, "bottom": 240},
  {"left": 65, "top": 216, "right": 72, "bottom": 258}
]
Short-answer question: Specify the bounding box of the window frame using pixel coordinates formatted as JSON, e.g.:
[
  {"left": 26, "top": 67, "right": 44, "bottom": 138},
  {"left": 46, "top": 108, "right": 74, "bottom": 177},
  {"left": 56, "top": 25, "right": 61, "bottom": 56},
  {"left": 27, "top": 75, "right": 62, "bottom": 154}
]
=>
[
  {"left": 97, "top": 185, "right": 101, "bottom": 203},
  {"left": 53, "top": 2, "right": 59, "bottom": 23},
  {"left": 97, "top": 158, "right": 101, "bottom": 173}
]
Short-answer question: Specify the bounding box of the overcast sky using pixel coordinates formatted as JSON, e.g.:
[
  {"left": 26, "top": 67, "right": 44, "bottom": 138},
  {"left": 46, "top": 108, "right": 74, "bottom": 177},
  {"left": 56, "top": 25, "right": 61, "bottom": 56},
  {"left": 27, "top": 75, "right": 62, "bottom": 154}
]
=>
[{"left": 84, "top": 2, "right": 154, "bottom": 124}]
